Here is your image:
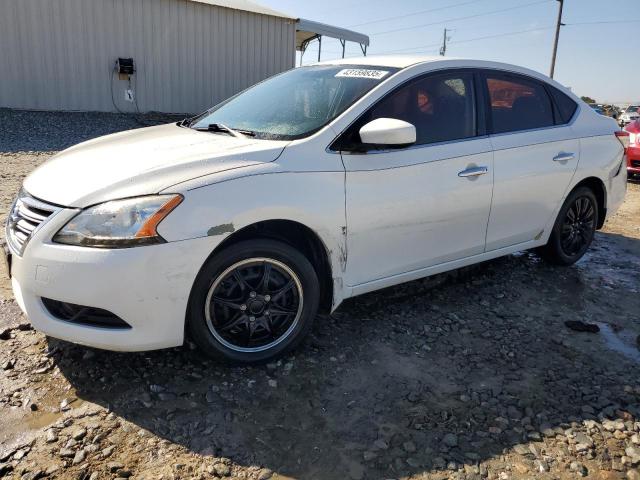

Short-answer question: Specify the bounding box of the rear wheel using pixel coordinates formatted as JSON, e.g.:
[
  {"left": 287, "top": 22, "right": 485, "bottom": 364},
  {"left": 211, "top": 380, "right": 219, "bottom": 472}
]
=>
[
  {"left": 187, "top": 239, "right": 319, "bottom": 364},
  {"left": 540, "top": 187, "right": 598, "bottom": 266}
]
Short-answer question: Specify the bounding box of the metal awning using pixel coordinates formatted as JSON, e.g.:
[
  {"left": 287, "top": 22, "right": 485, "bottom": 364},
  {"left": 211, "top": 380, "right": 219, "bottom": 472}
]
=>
[{"left": 296, "top": 19, "right": 370, "bottom": 65}]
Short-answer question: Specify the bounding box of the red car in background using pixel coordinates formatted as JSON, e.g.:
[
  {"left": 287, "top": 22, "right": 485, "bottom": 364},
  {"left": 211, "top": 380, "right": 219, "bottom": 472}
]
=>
[{"left": 626, "top": 119, "right": 640, "bottom": 179}]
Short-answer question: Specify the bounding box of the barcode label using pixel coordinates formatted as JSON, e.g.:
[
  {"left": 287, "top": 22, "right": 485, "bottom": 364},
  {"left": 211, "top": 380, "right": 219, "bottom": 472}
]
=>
[{"left": 335, "top": 69, "right": 390, "bottom": 80}]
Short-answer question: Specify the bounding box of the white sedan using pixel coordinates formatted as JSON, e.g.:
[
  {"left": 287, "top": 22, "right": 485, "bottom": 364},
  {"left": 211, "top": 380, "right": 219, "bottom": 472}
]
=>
[
  {"left": 3, "top": 56, "right": 628, "bottom": 363},
  {"left": 619, "top": 105, "right": 640, "bottom": 127}
]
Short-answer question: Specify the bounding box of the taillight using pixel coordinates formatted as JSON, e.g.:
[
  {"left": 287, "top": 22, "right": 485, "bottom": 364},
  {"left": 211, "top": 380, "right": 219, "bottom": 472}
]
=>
[{"left": 616, "top": 130, "right": 630, "bottom": 153}]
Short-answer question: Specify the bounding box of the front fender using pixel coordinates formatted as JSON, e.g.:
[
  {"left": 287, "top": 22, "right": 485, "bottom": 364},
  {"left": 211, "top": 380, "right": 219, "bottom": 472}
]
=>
[{"left": 157, "top": 170, "right": 348, "bottom": 307}]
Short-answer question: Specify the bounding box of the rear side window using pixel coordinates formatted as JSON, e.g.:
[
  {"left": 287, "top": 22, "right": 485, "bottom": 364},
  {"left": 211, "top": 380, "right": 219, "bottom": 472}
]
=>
[
  {"left": 548, "top": 86, "right": 578, "bottom": 124},
  {"left": 485, "top": 74, "right": 554, "bottom": 134}
]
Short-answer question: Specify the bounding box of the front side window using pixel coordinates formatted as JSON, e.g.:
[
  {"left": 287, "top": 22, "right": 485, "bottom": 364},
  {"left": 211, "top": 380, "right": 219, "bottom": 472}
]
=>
[
  {"left": 190, "top": 65, "right": 398, "bottom": 140},
  {"left": 337, "top": 71, "right": 476, "bottom": 150},
  {"left": 485, "top": 74, "right": 554, "bottom": 134}
]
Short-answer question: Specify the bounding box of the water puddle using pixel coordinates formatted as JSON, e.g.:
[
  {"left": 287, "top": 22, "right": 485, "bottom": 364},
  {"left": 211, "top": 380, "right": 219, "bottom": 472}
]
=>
[
  {"left": 25, "top": 409, "right": 63, "bottom": 430},
  {"left": 576, "top": 246, "right": 640, "bottom": 293},
  {"left": 596, "top": 322, "right": 640, "bottom": 364},
  {"left": 0, "top": 395, "right": 79, "bottom": 448}
]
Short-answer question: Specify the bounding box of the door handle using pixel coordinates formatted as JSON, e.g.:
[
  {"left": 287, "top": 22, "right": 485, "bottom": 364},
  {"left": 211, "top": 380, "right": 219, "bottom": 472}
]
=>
[
  {"left": 458, "top": 166, "right": 488, "bottom": 178},
  {"left": 553, "top": 152, "right": 575, "bottom": 162}
]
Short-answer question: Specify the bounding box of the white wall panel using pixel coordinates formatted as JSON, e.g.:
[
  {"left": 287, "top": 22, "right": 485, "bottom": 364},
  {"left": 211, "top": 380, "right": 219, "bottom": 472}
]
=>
[{"left": 0, "top": 0, "right": 296, "bottom": 113}]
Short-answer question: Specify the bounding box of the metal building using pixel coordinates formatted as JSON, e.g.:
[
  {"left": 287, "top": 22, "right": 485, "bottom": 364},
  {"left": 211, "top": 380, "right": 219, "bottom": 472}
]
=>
[{"left": 0, "top": 0, "right": 369, "bottom": 114}]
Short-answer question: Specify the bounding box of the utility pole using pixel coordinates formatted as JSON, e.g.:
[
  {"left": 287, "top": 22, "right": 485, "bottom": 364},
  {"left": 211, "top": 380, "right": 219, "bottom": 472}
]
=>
[
  {"left": 439, "top": 28, "right": 450, "bottom": 56},
  {"left": 550, "top": 0, "right": 564, "bottom": 78}
]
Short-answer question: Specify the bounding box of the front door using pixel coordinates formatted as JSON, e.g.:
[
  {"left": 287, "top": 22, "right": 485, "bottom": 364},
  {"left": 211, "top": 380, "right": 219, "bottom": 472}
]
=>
[{"left": 336, "top": 71, "right": 495, "bottom": 288}]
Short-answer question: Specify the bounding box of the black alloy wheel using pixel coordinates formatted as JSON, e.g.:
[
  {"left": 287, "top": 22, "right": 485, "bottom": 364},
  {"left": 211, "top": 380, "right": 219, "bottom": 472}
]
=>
[
  {"left": 187, "top": 239, "right": 319, "bottom": 364},
  {"left": 540, "top": 186, "right": 598, "bottom": 266},
  {"left": 559, "top": 196, "right": 596, "bottom": 257},
  {"left": 205, "top": 258, "right": 303, "bottom": 352}
]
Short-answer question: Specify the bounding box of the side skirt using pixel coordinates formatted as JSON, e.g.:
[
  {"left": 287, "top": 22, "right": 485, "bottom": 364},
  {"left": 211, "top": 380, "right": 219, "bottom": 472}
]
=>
[{"left": 347, "top": 239, "right": 545, "bottom": 298}]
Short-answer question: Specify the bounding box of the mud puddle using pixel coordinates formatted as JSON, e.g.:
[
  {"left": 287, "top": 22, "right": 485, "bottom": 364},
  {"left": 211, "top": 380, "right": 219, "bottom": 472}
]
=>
[{"left": 596, "top": 322, "right": 640, "bottom": 364}]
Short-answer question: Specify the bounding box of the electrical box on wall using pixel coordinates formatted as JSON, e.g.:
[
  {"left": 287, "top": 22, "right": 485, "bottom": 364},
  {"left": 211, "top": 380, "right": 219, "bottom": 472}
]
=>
[
  {"left": 117, "top": 58, "right": 135, "bottom": 74},
  {"left": 117, "top": 58, "right": 135, "bottom": 80}
]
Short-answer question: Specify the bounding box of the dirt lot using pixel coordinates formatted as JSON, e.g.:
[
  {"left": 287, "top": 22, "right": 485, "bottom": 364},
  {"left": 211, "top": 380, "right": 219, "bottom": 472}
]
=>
[{"left": 1, "top": 109, "right": 639, "bottom": 480}]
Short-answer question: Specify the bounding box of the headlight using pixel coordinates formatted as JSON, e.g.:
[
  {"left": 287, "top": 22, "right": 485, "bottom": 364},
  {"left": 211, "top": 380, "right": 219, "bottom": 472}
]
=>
[
  {"left": 53, "top": 195, "right": 183, "bottom": 247},
  {"left": 630, "top": 132, "right": 638, "bottom": 145}
]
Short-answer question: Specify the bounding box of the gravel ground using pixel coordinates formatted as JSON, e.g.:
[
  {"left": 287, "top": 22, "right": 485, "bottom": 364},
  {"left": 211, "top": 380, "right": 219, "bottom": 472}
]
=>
[
  {"left": 1, "top": 109, "right": 640, "bottom": 480},
  {"left": 0, "top": 109, "right": 183, "bottom": 300}
]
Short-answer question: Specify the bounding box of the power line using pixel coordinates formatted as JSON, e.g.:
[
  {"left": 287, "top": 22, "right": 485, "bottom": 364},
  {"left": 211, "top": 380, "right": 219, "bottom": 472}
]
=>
[
  {"left": 450, "top": 25, "right": 554, "bottom": 44},
  {"left": 302, "top": 17, "right": 640, "bottom": 65},
  {"left": 377, "top": 19, "right": 640, "bottom": 55},
  {"left": 370, "top": 17, "right": 640, "bottom": 56},
  {"left": 376, "top": 26, "right": 552, "bottom": 54},
  {"left": 374, "top": 25, "right": 554, "bottom": 55},
  {"left": 346, "top": 0, "right": 490, "bottom": 28},
  {"left": 566, "top": 20, "right": 640, "bottom": 26},
  {"left": 368, "top": 0, "right": 553, "bottom": 36}
]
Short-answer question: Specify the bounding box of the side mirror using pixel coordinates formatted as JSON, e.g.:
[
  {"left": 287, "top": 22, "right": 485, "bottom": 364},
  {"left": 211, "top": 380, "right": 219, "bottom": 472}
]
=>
[{"left": 359, "top": 118, "right": 416, "bottom": 147}]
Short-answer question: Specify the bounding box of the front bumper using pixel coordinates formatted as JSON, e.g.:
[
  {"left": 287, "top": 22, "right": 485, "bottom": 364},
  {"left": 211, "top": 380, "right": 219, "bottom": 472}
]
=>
[{"left": 9, "top": 208, "right": 218, "bottom": 351}]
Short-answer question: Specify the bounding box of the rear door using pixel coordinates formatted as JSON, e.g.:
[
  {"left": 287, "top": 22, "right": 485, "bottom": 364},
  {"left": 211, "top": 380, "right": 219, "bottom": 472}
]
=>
[{"left": 481, "top": 71, "right": 580, "bottom": 251}]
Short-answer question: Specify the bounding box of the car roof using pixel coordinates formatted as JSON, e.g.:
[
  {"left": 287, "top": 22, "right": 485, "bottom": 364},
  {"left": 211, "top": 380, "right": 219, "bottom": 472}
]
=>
[
  {"left": 313, "top": 55, "right": 554, "bottom": 82},
  {"left": 311, "top": 55, "right": 581, "bottom": 103},
  {"left": 314, "top": 55, "right": 452, "bottom": 69}
]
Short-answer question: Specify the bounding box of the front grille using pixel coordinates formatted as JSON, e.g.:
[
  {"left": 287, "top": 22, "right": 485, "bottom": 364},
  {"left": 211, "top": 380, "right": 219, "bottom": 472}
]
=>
[
  {"left": 6, "top": 190, "right": 58, "bottom": 256},
  {"left": 632, "top": 160, "right": 640, "bottom": 168},
  {"left": 42, "top": 298, "right": 132, "bottom": 329}
]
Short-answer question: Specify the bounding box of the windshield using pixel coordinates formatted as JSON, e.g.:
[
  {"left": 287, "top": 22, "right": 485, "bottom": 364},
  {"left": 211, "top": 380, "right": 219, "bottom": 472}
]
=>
[
  {"left": 626, "top": 106, "right": 639, "bottom": 113},
  {"left": 190, "top": 65, "right": 398, "bottom": 140}
]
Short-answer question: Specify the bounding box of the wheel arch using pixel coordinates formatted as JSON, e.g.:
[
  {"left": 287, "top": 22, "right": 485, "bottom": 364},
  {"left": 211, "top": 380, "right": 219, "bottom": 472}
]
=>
[
  {"left": 208, "top": 219, "right": 335, "bottom": 314},
  {"left": 569, "top": 176, "right": 607, "bottom": 229}
]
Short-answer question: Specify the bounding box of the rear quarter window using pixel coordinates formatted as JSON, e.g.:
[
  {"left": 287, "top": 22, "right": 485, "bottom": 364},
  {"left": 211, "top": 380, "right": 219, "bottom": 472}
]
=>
[{"left": 548, "top": 86, "right": 578, "bottom": 124}]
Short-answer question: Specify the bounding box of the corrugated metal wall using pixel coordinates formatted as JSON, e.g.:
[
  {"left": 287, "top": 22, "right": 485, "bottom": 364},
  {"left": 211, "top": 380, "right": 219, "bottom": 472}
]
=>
[{"left": 0, "top": 0, "right": 296, "bottom": 113}]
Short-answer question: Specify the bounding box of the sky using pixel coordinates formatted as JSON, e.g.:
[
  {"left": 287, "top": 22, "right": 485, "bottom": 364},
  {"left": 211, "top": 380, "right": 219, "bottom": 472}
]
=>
[{"left": 258, "top": 0, "right": 639, "bottom": 104}]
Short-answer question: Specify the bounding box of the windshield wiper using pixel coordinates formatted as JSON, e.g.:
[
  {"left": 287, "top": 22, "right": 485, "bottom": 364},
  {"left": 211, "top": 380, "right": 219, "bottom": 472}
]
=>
[{"left": 193, "top": 123, "right": 255, "bottom": 138}]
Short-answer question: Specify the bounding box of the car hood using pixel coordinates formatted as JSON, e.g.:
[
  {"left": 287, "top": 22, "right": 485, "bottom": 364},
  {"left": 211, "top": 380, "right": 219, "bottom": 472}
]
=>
[{"left": 23, "top": 123, "right": 288, "bottom": 207}]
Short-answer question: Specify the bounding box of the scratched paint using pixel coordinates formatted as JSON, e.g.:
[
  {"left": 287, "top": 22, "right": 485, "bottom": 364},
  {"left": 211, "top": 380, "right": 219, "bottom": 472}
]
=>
[{"left": 207, "top": 223, "right": 235, "bottom": 236}]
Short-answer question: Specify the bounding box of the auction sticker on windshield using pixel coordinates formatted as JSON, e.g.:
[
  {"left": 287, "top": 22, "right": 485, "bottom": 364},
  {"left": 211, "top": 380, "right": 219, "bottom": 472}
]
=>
[{"left": 335, "top": 69, "right": 389, "bottom": 80}]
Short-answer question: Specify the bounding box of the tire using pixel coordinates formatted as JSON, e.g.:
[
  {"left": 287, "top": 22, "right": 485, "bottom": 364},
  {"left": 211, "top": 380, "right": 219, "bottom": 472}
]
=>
[
  {"left": 187, "top": 239, "right": 319, "bottom": 364},
  {"left": 539, "top": 187, "right": 598, "bottom": 266}
]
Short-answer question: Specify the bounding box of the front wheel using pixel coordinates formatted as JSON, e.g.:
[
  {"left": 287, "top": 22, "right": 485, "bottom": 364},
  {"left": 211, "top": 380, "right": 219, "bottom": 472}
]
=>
[
  {"left": 187, "top": 239, "right": 320, "bottom": 364},
  {"left": 539, "top": 187, "right": 598, "bottom": 266}
]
